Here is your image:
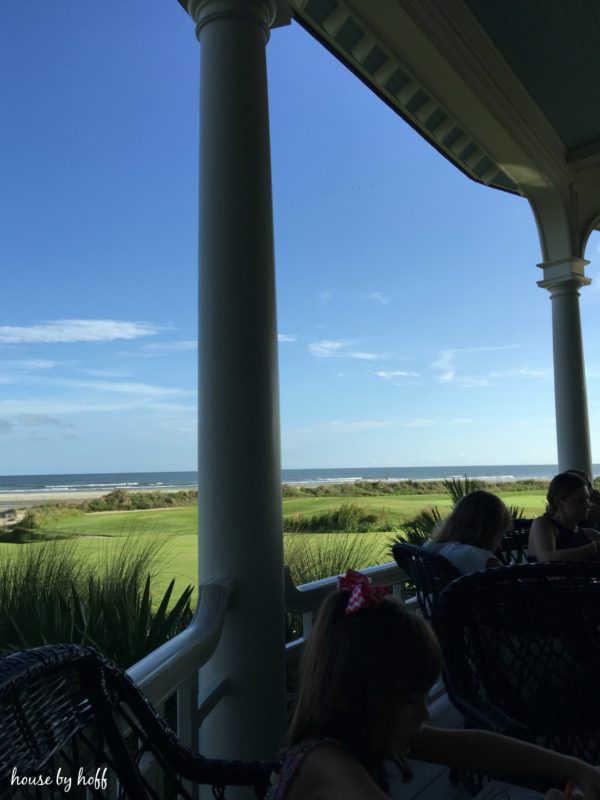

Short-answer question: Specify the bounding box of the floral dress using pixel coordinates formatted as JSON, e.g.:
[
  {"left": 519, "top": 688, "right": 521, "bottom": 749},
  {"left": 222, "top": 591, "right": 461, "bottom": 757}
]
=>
[{"left": 265, "top": 738, "right": 342, "bottom": 799}]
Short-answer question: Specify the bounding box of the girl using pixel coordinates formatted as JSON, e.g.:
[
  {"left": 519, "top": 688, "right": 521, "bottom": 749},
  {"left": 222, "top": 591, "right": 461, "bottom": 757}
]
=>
[
  {"left": 267, "top": 570, "right": 600, "bottom": 799},
  {"left": 424, "top": 490, "right": 511, "bottom": 572},
  {"left": 528, "top": 471, "right": 600, "bottom": 562}
]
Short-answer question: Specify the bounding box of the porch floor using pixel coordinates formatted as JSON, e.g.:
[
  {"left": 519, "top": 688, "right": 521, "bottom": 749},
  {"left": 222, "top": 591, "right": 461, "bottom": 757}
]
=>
[{"left": 389, "top": 693, "right": 472, "bottom": 800}]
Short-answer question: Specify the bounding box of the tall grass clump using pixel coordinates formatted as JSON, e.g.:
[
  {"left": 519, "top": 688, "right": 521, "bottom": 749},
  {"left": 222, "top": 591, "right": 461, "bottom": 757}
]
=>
[
  {"left": 284, "top": 531, "right": 385, "bottom": 586},
  {"left": 284, "top": 531, "right": 388, "bottom": 645},
  {"left": 0, "top": 536, "right": 193, "bottom": 667},
  {"left": 284, "top": 502, "right": 394, "bottom": 533},
  {"left": 83, "top": 488, "right": 197, "bottom": 512}
]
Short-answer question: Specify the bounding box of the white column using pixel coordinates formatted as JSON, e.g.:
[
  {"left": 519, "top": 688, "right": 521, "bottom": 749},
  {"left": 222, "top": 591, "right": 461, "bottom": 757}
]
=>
[
  {"left": 188, "top": 0, "right": 288, "bottom": 763},
  {"left": 538, "top": 257, "right": 592, "bottom": 475}
]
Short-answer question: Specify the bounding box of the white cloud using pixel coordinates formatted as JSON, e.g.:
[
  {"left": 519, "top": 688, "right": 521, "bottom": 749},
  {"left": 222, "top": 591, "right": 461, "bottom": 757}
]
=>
[
  {"left": 307, "top": 418, "right": 397, "bottom": 434},
  {"left": 309, "top": 340, "right": 380, "bottom": 360},
  {"left": 286, "top": 416, "right": 436, "bottom": 437},
  {"left": 278, "top": 334, "right": 297, "bottom": 343},
  {"left": 375, "top": 369, "right": 420, "bottom": 379},
  {"left": 0, "top": 319, "right": 159, "bottom": 344},
  {"left": 432, "top": 345, "right": 521, "bottom": 386},
  {"left": 54, "top": 378, "right": 192, "bottom": 397},
  {"left": 489, "top": 367, "right": 551, "bottom": 379},
  {"left": 459, "top": 376, "right": 491, "bottom": 387},
  {"left": 141, "top": 340, "right": 197, "bottom": 353},
  {"left": 308, "top": 340, "right": 347, "bottom": 358},
  {"left": 450, "top": 418, "right": 472, "bottom": 425},
  {"left": 6, "top": 359, "right": 64, "bottom": 370},
  {"left": 319, "top": 289, "right": 333, "bottom": 301},
  {"left": 81, "top": 368, "right": 129, "bottom": 378},
  {"left": 0, "top": 399, "right": 196, "bottom": 416},
  {"left": 367, "top": 291, "right": 390, "bottom": 305}
]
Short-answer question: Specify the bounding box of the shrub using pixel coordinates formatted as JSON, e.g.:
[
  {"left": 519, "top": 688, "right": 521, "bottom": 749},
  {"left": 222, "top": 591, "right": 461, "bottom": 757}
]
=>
[
  {"left": 397, "top": 506, "right": 443, "bottom": 545},
  {"left": 284, "top": 531, "right": 385, "bottom": 586},
  {"left": 82, "top": 489, "right": 197, "bottom": 512},
  {"left": 0, "top": 536, "right": 193, "bottom": 668},
  {"left": 283, "top": 502, "right": 394, "bottom": 533},
  {"left": 284, "top": 531, "right": 388, "bottom": 651}
]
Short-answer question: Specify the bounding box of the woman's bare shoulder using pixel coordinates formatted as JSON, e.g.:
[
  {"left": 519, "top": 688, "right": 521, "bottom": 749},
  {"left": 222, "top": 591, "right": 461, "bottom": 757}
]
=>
[
  {"left": 286, "top": 743, "right": 389, "bottom": 800},
  {"left": 529, "top": 515, "right": 555, "bottom": 535}
]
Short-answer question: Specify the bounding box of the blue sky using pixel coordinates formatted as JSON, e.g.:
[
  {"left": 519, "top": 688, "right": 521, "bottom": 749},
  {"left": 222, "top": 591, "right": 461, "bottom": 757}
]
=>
[{"left": 2, "top": 3, "right": 600, "bottom": 475}]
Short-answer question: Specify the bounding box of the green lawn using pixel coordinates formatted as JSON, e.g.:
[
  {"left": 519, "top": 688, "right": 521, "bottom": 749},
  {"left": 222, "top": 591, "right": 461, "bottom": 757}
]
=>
[{"left": 0, "top": 489, "right": 548, "bottom": 607}]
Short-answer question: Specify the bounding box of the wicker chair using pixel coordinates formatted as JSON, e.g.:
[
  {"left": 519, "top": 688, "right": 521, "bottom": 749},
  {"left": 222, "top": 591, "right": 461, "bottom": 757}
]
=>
[
  {"left": 0, "top": 644, "right": 277, "bottom": 799},
  {"left": 496, "top": 518, "right": 534, "bottom": 565},
  {"left": 392, "top": 541, "right": 460, "bottom": 621},
  {"left": 431, "top": 562, "right": 600, "bottom": 763}
]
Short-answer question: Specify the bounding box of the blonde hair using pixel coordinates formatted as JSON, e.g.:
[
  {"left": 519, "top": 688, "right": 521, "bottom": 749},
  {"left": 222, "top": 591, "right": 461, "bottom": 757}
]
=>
[
  {"left": 432, "top": 490, "right": 511, "bottom": 551},
  {"left": 287, "top": 590, "right": 441, "bottom": 791}
]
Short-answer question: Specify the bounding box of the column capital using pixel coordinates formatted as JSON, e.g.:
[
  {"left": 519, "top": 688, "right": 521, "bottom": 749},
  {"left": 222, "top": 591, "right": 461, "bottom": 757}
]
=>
[
  {"left": 536, "top": 256, "right": 591, "bottom": 294},
  {"left": 187, "top": 0, "right": 291, "bottom": 38}
]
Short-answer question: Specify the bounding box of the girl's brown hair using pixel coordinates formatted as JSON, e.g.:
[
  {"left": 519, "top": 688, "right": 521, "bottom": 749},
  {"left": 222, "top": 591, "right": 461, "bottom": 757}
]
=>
[
  {"left": 546, "top": 471, "right": 587, "bottom": 516},
  {"left": 287, "top": 590, "right": 441, "bottom": 790},
  {"left": 432, "top": 489, "right": 511, "bottom": 551}
]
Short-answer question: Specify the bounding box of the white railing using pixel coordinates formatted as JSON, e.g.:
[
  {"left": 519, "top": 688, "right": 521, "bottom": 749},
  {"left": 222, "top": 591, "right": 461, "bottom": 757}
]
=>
[
  {"left": 127, "top": 563, "right": 417, "bottom": 749},
  {"left": 284, "top": 561, "right": 413, "bottom": 661},
  {"left": 128, "top": 577, "right": 235, "bottom": 744}
]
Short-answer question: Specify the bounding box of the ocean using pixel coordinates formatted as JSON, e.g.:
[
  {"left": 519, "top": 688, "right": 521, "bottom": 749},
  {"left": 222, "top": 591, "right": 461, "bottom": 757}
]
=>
[
  {"left": 1, "top": 463, "right": 594, "bottom": 496},
  {"left": 0, "top": 465, "right": 591, "bottom": 512}
]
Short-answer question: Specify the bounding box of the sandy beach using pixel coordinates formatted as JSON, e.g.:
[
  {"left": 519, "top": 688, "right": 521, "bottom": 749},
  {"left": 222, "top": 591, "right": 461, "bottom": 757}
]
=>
[{"left": 0, "top": 486, "right": 197, "bottom": 513}]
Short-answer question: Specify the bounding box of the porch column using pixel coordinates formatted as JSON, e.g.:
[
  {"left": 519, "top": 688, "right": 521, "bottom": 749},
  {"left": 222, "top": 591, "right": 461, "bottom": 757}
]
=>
[
  {"left": 188, "top": 0, "right": 288, "bottom": 761},
  {"left": 538, "top": 257, "right": 592, "bottom": 475}
]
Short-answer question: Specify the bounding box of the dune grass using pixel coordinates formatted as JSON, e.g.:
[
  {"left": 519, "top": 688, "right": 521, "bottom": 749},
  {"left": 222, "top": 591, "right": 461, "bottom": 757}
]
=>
[{"left": 0, "top": 535, "right": 193, "bottom": 666}]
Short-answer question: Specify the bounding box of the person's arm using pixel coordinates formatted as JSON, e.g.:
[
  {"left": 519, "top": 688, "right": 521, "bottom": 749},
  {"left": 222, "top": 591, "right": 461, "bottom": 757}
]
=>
[
  {"left": 485, "top": 556, "right": 503, "bottom": 568},
  {"left": 528, "top": 516, "right": 598, "bottom": 562},
  {"left": 411, "top": 727, "right": 600, "bottom": 798},
  {"left": 580, "top": 526, "right": 600, "bottom": 542}
]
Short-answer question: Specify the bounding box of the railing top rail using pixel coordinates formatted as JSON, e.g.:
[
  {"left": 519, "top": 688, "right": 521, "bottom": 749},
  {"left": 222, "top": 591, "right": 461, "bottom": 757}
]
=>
[
  {"left": 284, "top": 561, "right": 406, "bottom": 613},
  {"left": 128, "top": 577, "right": 234, "bottom": 707}
]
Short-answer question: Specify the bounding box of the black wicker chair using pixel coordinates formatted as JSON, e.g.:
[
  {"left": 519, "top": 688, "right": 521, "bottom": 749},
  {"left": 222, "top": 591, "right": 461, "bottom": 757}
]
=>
[
  {"left": 392, "top": 541, "right": 461, "bottom": 621},
  {"left": 0, "top": 644, "right": 277, "bottom": 799},
  {"left": 496, "top": 518, "right": 534, "bottom": 565},
  {"left": 432, "top": 562, "right": 600, "bottom": 764}
]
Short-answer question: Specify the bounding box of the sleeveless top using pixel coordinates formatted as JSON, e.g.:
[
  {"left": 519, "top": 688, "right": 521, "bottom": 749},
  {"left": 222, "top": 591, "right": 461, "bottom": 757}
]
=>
[
  {"left": 529, "top": 516, "right": 592, "bottom": 561},
  {"left": 265, "top": 738, "right": 343, "bottom": 800},
  {"left": 552, "top": 518, "right": 592, "bottom": 549}
]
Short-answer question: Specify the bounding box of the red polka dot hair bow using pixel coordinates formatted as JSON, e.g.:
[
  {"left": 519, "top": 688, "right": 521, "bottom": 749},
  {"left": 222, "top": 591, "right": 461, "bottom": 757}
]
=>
[{"left": 337, "top": 569, "right": 388, "bottom": 615}]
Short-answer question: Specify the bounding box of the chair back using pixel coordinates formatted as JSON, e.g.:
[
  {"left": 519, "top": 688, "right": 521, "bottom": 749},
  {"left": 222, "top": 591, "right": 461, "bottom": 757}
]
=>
[
  {"left": 496, "top": 518, "right": 534, "bottom": 565},
  {"left": 0, "top": 644, "right": 275, "bottom": 799},
  {"left": 432, "top": 562, "right": 600, "bottom": 762},
  {"left": 392, "top": 541, "right": 461, "bottom": 620}
]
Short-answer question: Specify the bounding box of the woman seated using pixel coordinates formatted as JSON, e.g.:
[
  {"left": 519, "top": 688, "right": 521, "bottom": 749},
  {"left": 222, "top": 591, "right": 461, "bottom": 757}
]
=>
[
  {"left": 423, "top": 490, "right": 510, "bottom": 573},
  {"left": 528, "top": 471, "right": 600, "bottom": 562}
]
